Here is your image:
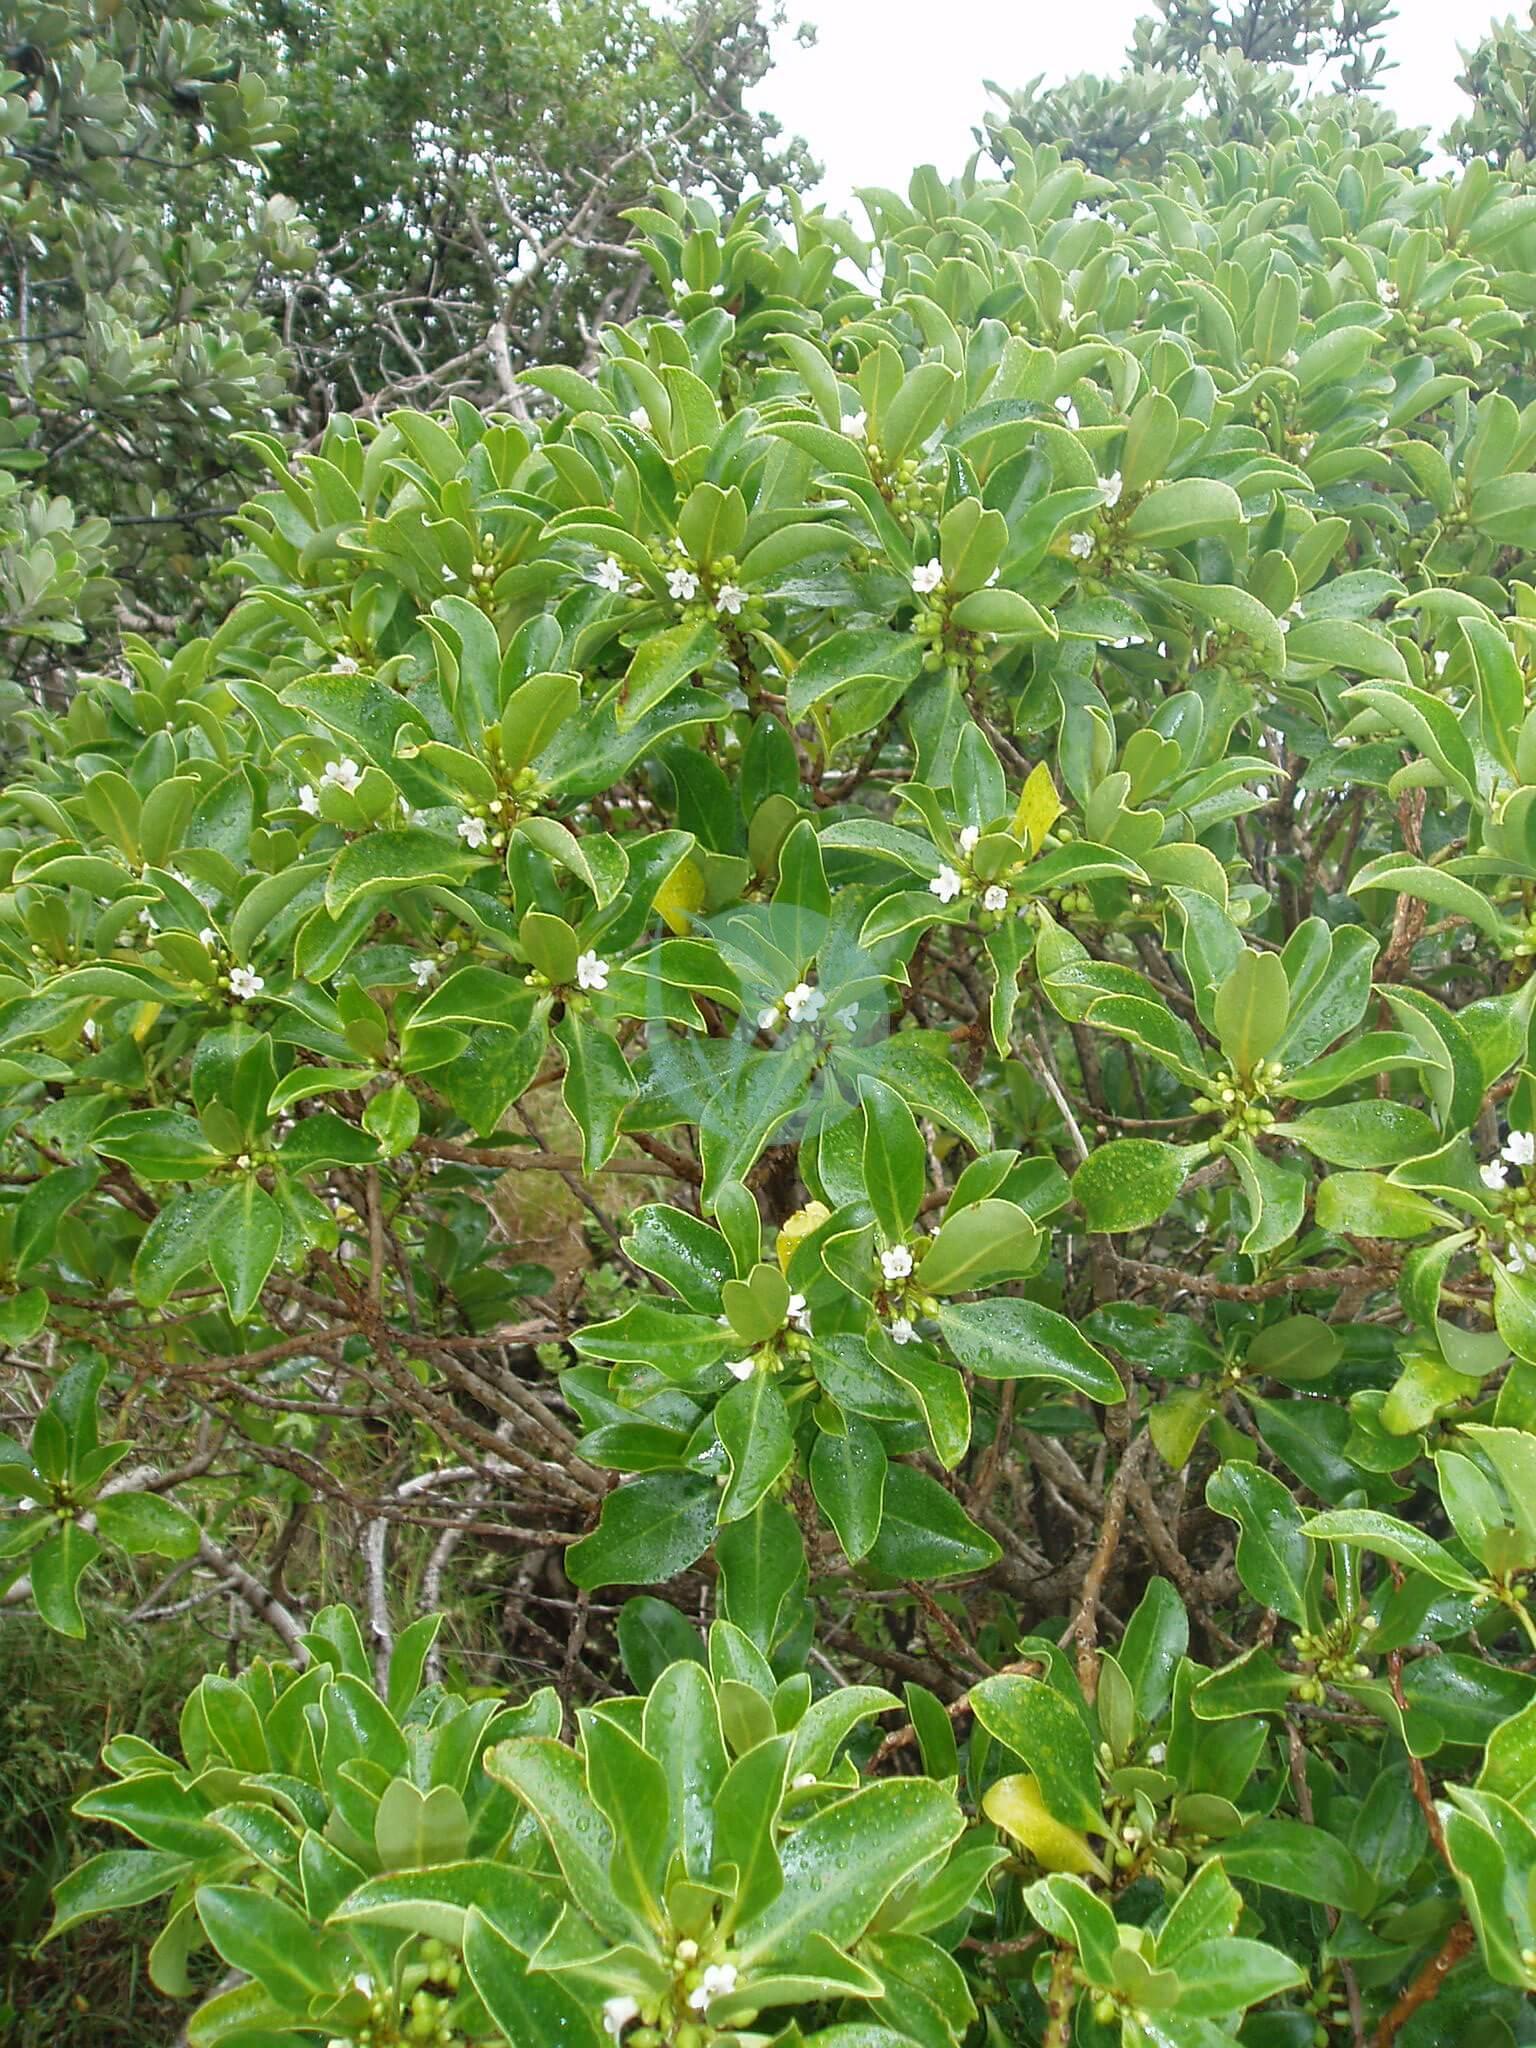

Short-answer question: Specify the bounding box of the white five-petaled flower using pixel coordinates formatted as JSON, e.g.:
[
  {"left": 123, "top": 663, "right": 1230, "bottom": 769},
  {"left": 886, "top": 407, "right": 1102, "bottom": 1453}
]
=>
[
  {"left": 1072, "top": 201, "right": 1094, "bottom": 221},
  {"left": 666, "top": 564, "right": 701, "bottom": 602},
  {"left": 576, "top": 950, "right": 610, "bottom": 992},
  {"left": 784, "top": 981, "right": 825, "bottom": 1025},
  {"left": 628, "top": 406, "right": 649, "bottom": 428},
  {"left": 787, "top": 1292, "right": 812, "bottom": 1333},
  {"left": 1481, "top": 1161, "right": 1509, "bottom": 1191},
  {"left": 1433, "top": 648, "right": 1450, "bottom": 676},
  {"left": 602, "top": 1996, "right": 640, "bottom": 2039},
  {"left": 890, "top": 1315, "right": 917, "bottom": 1345},
  {"left": 726, "top": 1357, "right": 756, "bottom": 1381},
  {"left": 457, "top": 815, "right": 489, "bottom": 849},
  {"left": 757, "top": 1005, "right": 781, "bottom": 1032},
  {"left": 320, "top": 757, "right": 363, "bottom": 795},
  {"left": 1504, "top": 1130, "right": 1536, "bottom": 1168},
  {"left": 982, "top": 884, "right": 1009, "bottom": 913},
  {"left": 330, "top": 654, "right": 359, "bottom": 674},
  {"left": 1509, "top": 1240, "right": 1536, "bottom": 1275},
  {"left": 911, "top": 557, "right": 943, "bottom": 595},
  {"left": 198, "top": 927, "right": 218, "bottom": 948},
  {"left": 958, "top": 824, "right": 980, "bottom": 854},
  {"left": 593, "top": 554, "right": 625, "bottom": 594},
  {"left": 716, "top": 582, "right": 747, "bottom": 616},
  {"left": 881, "top": 1244, "right": 914, "bottom": 1283},
  {"left": 297, "top": 783, "right": 320, "bottom": 815},
  {"left": 835, "top": 1003, "right": 859, "bottom": 1033},
  {"left": 1068, "top": 531, "right": 1094, "bottom": 560},
  {"left": 1101, "top": 470, "right": 1123, "bottom": 508},
  {"left": 842, "top": 407, "right": 868, "bottom": 439},
  {"left": 229, "top": 967, "right": 264, "bottom": 1001},
  {"left": 929, "top": 864, "right": 963, "bottom": 903},
  {"left": 1378, "top": 278, "right": 1399, "bottom": 308},
  {"left": 412, "top": 958, "right": 438, "bottom": 988},
  {"left": 688, "top": 1963, "right": 739, "bottom": 2012}
]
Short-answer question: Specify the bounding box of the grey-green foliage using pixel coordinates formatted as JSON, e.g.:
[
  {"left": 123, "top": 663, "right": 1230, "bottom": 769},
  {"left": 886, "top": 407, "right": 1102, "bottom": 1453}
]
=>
[
  {"left": 982, "top": 0, "right": 1424, "bottom": 179},
  {"left": 0, "top": 0, "right": 313, "bottom": 680},
  {"left": 1447, "top": 12, "right": 1536, "bottom": 172}
]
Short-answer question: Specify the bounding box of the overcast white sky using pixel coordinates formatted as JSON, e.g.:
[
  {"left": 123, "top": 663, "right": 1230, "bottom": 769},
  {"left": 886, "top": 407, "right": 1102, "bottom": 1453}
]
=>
[{"left": 751, "top": 0, "right": 1483, "bottom": 208}]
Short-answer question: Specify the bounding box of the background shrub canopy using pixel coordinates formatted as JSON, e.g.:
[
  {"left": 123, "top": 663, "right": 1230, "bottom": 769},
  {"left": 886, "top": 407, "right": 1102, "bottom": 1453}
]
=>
[{"left": 11, "top": 3, "right": 1536, "bottom": 2045}]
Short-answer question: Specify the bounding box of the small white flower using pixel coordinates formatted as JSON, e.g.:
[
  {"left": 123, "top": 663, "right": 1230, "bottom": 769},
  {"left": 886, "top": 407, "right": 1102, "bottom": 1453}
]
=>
[
  {"left": 1378, "top": 278, "right": 1399, "bottom": 308},
  {"left": 792, "top": 1770, "right": 817, "bottom": 1788},
  {"left": 1059, "top": 297, "right": 1075, "bottom": 323},
  {"left": 890, "top": 1315, "right": 917, "bottom": 1345},
  {"left": 757, "top": 1005, "right": 782, "bottom": 1032},
  {"left": 911, "top": 557, "right": 943, "bottom": 595},
  {"left": 1509, "top": 1242, "right": 1529, "bottom": 1276},
  {"left": 688, "top": 1963, "right": 739, "bottom": 2012},
  {"left": 137, "top": 906, "right": 157, "bottom": 929},
  {"left": 881, "top": 1245, "right": 914, "bottom": 1283},
  {"left": 458, "top": 815, "right": 489, "bottom": 849},
  {"left": 1072, "top": 201, "right": 1094, "bottom": 221},
  {"left": 320, "top": 757, "right": 363, "bottom": 795},
  {"left": 716, "top": 582, "right": 747, "bottom": 616},
  {"left": 1432, "top": 648, "right": 1450, "bottom": 676},
  {"left": 787, "top": 1292, "right": 812, "bottom": 1333},
  {"left": 726, "top": 1357, "right": 756, "bottom": 1381},
  {"left": 352, "top": 1973, "right": 375, "bottom": 1998},
  {"left": 82, "top": 1018, "right": 97, "bottom": 1041},
  {"left": 1146, "top": 1741, "right": 1167, "bottom": 1765},
  {"left": 666, "top": 564, "right": 701, "bottom": 602},
  {"left": 982, "top": 884, "right": 1009, "bottom": 913},
  {"left": 412, "top": 958, "right": 438, "bottom": 988},
  {"left": 593, "top": 554, "right": 625, "bottom": 593},
  {"left": 330, "top": 654, "right": 359, "bottom": 674},
  {"left": 676, "top": 1940, "right": 699, "bottom": 1965},
  {"left": 1504, "top": 1131, "right": 1536, "bottom": 1168},
  {"left": 576, "top": 950, "right": 610, "bottom": 992},
  {"left": 198, "top": 927, "right": 218, "bottom": 948},
  {"left": 784, "top": 981, "right": 825, "bottom": 1025},
  {"left": 602, "top": 1996, "right": 640, "bottom": 2039},
  {"left": 1101, "top": 470, "right": 1123, "bottom": 507},
  {"left": 842, "top": 407, "right": 868, "bottom": 439},
  {"left": 297, "top": 783, "right": 320, "bottom": 815},
  {"left": 1282, "top": 348, "right": 1299, "bottom": 368},
  {"left": 1068, "top": 531, "right": 1094, "bottom": 560},
  {"left": 929, "top": 864, "right": 963, "bottom": 903},
  {"left": 958, "top": 825, "right": 980, "bottom": 854},
  {"left": 1481, "top": 1161, "right": 1509, "bottom": 1191},
  {"left": 441, "top": 565, "right": 458, "bottom": 582},
  {"left": 628, "top": 406, "right": 649, "bottom": 428},
  {"left": 229, "top": 967, "right": 264, "bottom": 1001},
  {"left": 835, "top": 1003, "right": 859, "bottom": 1033}
]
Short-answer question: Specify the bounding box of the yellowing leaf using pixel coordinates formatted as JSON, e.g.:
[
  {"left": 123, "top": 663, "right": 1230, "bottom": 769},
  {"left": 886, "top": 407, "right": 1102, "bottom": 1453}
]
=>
[
  {"left": 1013, "top": 761, "right": 1063, "bottom": 856},
  {"left": 654, "top": 856, "right": 706, "bottom": 935},
  {"left": 982, "top": 1772, "right": 1106, "bottom": 1876},
  {"left": 776, "top": 1200, "right": 831, "bottom": 1274}
]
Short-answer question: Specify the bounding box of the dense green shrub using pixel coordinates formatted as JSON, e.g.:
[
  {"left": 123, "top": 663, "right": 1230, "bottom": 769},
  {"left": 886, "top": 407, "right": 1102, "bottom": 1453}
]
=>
[{"left": 10, "top": 88, "right": 1536, "bottom": 2048}]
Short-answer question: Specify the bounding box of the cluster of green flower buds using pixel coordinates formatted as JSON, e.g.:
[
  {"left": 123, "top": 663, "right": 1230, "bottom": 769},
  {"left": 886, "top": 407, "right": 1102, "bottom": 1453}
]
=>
[
  {"left": 347, "top": 1942, "right": 464, "bottom": 2047},
  {"left": 1191, "top": 1059, "right": 1283, "bottom": 1137},
  {"left": 1291, "top": 1617, "right": 1372, "bottom": 1698}
]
